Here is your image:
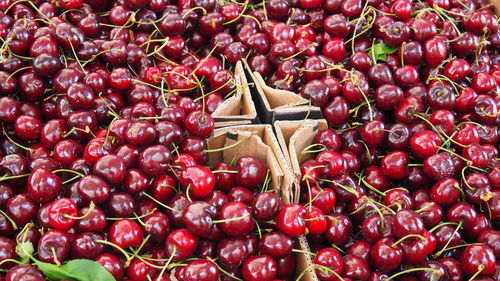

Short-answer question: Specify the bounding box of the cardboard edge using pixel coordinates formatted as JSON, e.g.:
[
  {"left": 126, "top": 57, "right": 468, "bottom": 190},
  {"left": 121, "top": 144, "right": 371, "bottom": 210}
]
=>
[{"left": 211, "top": 61, "right": 258, "bottom": 122}]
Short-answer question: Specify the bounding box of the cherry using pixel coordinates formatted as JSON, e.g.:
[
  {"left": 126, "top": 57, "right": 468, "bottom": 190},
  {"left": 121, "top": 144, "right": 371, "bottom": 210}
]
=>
[
  {"left": 183, "top": 259, "right": 219, "bottom": 281},
  {"left": 234, "top": 156, "right": 267, "bottom": 189},
  {"left": 26, "top": 168, "right": 62, "bottom": 203},
  {"left": 370, "top": 237, "right": 402, "bottom": 273},
  {"left": 461, "top": 245, "right": 496, "bottom": 276},
  {"left": 179, "top": 165, "right": 215, "bottom": 198},
  {"left": 241, "top": 255, "right": 277, "bottom": 281},
  {"left": 106, "top": 192, "right": 136, "bottom": 218},
  {"left": 38, "top": 229, "right": 70, "bottom": 264},
  {"left": 48, "top": 198, "right": 78, "bottom": 230},
  {"left": 13, "top": 115, "right": 41, "bottom": 140},
  {"left": 5, "top": 265, "right": 44, "bottom": 281},
  {"left": 217, "top": 237, "right": 248, "bottom": 268},
  {"left": 380, "top": 150, "right": 409, "bottom": 181},
  {"left": 109, "top": 218, "right": 143, "bottom": 249},
  {"left": 342, "top": 254, "right": 371, "bottom": 280},
  {"left": 219, "top": 202, "right": 254, "bottom": 237},
  {"left": 89, "top": 155, "right": 125, "bottom": 187},
  {"left": 360, "top": 121, "right": 386, "bottom": 148},
  {"left": 314, "top": 248, "right": 343, "bottom": 281},
  {"left": 0, "top": 238, "right": 17, "bottom": 269},
  {"left": 276, "top": 203, "right": 306, "bottom": 237},
  {"left": 76, "top": 175, "right": 110, "bottom": 204},
  {"left": 423, "top": 153, "right": 455, "bottom": 181},
  {"left": 184, "top": 111, "right": 215, "bottom": 138},
  {"left": 166, "top": 229, "right": 199, "bottom": 261},
  {"left": 362, "top": 215, "right": 394, "bottom": 243},
  {"left": 182, "top": 201, "right": 218, "bottom": 238},
  {"left": 316, "top": 151, "right": 344, "bottom": 178},
  {"left": 228, "top": 186, "right": 254, "bottom": 205},
  {"left": 5, "top": 193, "right": 38, "bottom": 226},
  {"left": 96, "top": 253, "right": 125, "bottom": 281},
  {"left": 74, "top": 206, "right": 106, "bottom": 233},
  {"left": 325, "top": 213, "right": 353, "bottom": 245}
]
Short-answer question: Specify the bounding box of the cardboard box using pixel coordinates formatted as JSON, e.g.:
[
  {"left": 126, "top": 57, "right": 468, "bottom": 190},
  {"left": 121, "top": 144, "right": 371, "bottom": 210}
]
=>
[
  {"left": 211, "top": 61, "right": 258, "bottom": 127},
  {"left": 274, "top": 119, "right": 330, "bottom": 281},
  {"left": 206, "top": 124, "right": 316, "bottom": 281},
  {"left": 240, "top": 60, "right": 322, "bottom": 124},
  {"left": 274, "top": 119, "right": 329, "bottom": 204}
]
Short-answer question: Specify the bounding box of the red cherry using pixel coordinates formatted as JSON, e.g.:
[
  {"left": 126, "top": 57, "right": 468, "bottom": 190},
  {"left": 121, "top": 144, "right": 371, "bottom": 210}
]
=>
[
  {"left": 48, "top": 198, "right": 78, "bottom": 230},
  {"left": 313, "top": 248, "right": 343, "bottom": 281},
  {"left": 180, "top": 165, "right": 215, "bottom": 199},
  {"left": 109, "top": 219, "right": 143, "bottom": 249},
  {"left": 276, "top": 204, "right": 306, "bottom": 237}
]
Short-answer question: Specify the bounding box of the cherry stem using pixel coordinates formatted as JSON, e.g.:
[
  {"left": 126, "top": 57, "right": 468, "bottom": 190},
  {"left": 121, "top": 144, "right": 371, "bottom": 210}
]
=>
[
  {"left": 204, "top": 137, "right": 246, "bottom": 153},
  {"left": 155, "top": 248, "right": 176, "bottom": 281},
  {"left": 0, "top": 209, "right": 17, "bottom": 230},
  {"left": 185, "top": 184, "right": 193, "bottom": 203},
  {"left": 330, "top": 243, "right": 346, "bottom": 254},
  {"left": 261, "top": 170, "right": 272, "bottom": 193},
  {"left": 2, "top": 127, "right": 33, "bottom": 152},
  {"left": 63, "top": 202, "right": 95, "bottom": 220},
  {"left": 415, "top": 202, "right": 434, "bottom": 214},
  {"left": 292, "top": 248, "right": 316, "bottom": 256},
  {"left": 299, "top": 144, "right": 327, "bottom": 162},
  {"left": 212, "top": 170, "right": 238, "bottom": 174},
  {"left": 467, "top": 265, "right": 485, "bottom": 281},
  {"left": 429, "top": 221, "right": 459, "bottom": 233},
  {"left": 432, "top": 221, "right": 463, "bottom": 258},
  {"left": 213, "top": 213, "right": 250, "bottom": 224},
  {"left": 322, "top": 179, "right": 360, "bottom": 198},
  {"left": 385, "top": 267, "right": 440, "bottom": 281},
  {"left": 438, "top": 243, "right": 484, "bottom": 253},
  {"left": 359, "top": 177, "right": 386, "bottom": 197},
  {"left": 0, "top": 259, "right": 23, "bottom": 267},
  {"left": 207, "top": 257, "right": 243, "bottom": 281},
  {"left": 106, "top": 208, "right": 156, "bottom": 221},
  {"left": 0, "top": 173, "right": 30, "bottom": 182},
  {"left": 96, "top": 239, "right": 131, "bottom": 263},
  {"left": 52, "top": 169, "right": 85, "bottom": 178},
  {"left": 63, "top": 175, "right": 81, "bottom": 185},
  {"left": 140, "top": 192, "right": 178, "bottom": 212},
  {"left": 392, "top": 234, "right": 426, "bottom": 247},
  {"left": 51, "top": 247, "right": 61, "bottom": 267}
]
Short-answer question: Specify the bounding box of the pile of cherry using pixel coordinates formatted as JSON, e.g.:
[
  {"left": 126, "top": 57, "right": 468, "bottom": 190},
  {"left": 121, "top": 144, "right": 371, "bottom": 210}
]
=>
[{"left": 0, "top": 0, "right": 498, "bottom": 280}]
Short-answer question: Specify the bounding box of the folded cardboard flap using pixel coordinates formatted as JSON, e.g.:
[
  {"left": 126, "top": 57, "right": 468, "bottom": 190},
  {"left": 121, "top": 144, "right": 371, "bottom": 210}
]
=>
[
  {"left": 214, "top": 120, "right": 253, "bottom": 128},
  {"left": 207, "top": 125, "right": 286, "bottom": 193},
  {"left": 289, "top": 121, "right": 329, "bottom": 185},
  {"left": 251, "top": 70, "right": 309, "bottom": 109},
  {"left": 298, "top": 235, "right": 319, "bottom": 281},
  {"left": 211, "top": 61, "right": 258, "bottom": 122},
  {"left": 240, "top": 59, "right": 322, "bottom": 124},
  {"left": 274, "top": 120, "right": 328, "bottom": 201},
  {"left": 207, "top": 125, "right": 318, "bottom": 281}
]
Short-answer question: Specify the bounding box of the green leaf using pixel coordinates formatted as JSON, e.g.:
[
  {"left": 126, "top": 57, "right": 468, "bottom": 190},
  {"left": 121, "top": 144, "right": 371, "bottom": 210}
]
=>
[
  {"left": 15, "top": 242, "right": 34, "bottom": 264},
  {"left": 35, "top": 259, "right": 116, "bottom": 281},
  {"left": 61, "top": 259, "right": 116, "bottom": 281},
  {"left": 35, "top": 261, "right": 80, "bottom": 281},
  {"left": 369, "top": 42, "right": 398, "bottom": 63}
]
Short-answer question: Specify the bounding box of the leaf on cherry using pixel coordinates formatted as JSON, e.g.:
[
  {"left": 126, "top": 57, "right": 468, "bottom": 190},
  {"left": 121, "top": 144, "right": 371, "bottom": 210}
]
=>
[
  {"left": 15, "top": 242, "right": 34, "bottom": 264},
  {"left": 61, "top": 259, "right": 116, "bottom": 281},
  {"left": 369, "top": 42, "right": 398, "bottom": 63},
  {"left": 35, "top": 259, "right": 116, "bottom": 281}
]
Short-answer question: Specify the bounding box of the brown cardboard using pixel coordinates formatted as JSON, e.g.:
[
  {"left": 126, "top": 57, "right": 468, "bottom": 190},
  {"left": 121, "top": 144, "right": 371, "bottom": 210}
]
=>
[
  {"left": 274, "top": 120, "right": 329, "bottom": 203},
  {"left": 206, "top": 125, "right": 293, "bottom": 201},
  {"left": 211, "top": 61, "right": 258, "bottom": 125},
  {"left": 206, "top": 125, "right": 315, "bottom": 281},
  {"left": 274, "top": 119, "right": 330, "bottom": 281},
  {"left": 241, "top": 59, "right": 322, "bottom": 124}
]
